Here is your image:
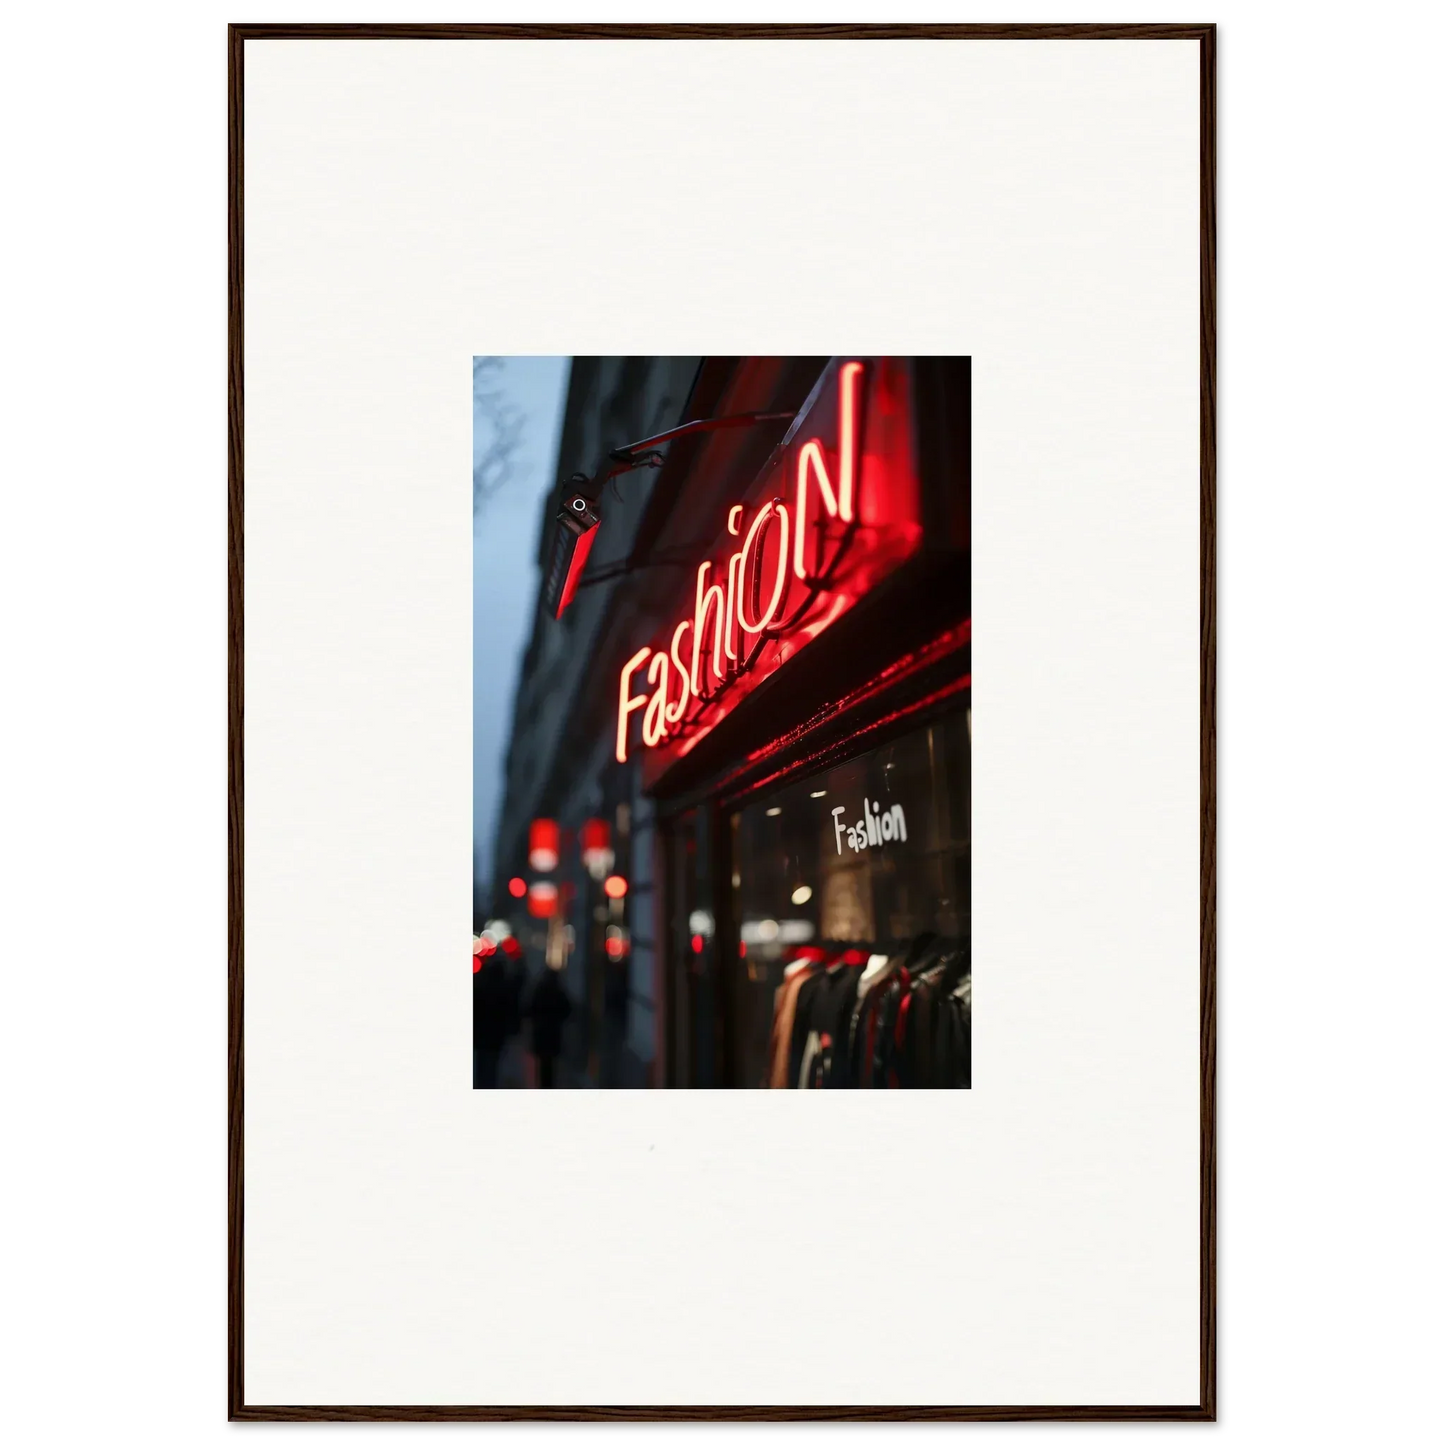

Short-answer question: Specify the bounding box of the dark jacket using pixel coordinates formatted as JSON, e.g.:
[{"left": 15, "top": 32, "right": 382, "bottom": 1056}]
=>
[{"left": 527, "top": 969, "right": 572, "bottom": 1059}]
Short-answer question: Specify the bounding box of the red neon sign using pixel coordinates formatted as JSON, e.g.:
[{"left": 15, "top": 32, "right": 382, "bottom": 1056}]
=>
[{"left": 615, "top": 359, "right": 924, "bottom": 769}]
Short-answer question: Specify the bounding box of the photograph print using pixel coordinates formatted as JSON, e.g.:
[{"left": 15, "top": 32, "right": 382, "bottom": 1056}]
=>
[{"left": 473, "top": 356, "right": 971, "bottom": 1089}]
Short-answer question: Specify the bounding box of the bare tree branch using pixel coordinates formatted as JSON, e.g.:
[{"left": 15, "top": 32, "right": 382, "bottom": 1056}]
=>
[{"left": 472, "top": 356, "right": 526, "bottom": 513}]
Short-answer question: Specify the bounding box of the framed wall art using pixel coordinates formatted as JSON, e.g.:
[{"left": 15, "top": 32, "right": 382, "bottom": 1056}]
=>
[{"left": 231, "top": 22, "right": 1216, "bottom": 1420}]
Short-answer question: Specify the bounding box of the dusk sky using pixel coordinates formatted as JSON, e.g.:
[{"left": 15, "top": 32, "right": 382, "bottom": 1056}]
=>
[{"left": 473, "top": 357, "right": 571, "bottom": 899}]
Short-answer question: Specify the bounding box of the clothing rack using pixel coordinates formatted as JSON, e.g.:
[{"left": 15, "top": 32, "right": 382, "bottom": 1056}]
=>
[{"left": 764, "top": 932, "right": 971, "bottom": 1089}]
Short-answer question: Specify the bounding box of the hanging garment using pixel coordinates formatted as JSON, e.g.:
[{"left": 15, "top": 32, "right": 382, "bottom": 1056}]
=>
[
  {"left": 890, "top": 969, "right": 928, "bottom": 1086},
  {"left": 847, "top": 961, "right": 888, "bottom": 1088},
  {"left": 879, "top": 967, "right": 915, "bottom": 1087},
  {"left": 826, "top": 947, "right": 867, "bottom": 1086},
  {"left": 796, "top": 1029, "right": 826, "bottom": 1091},
  {"left": 795, "top": 956, "right": 867, "bottom": 1088},
  {"left": 914, "top": 979, "right": 945, "bottom": 1085},
  {"left": 855, "top": 934, "right": 942, "bottom": 1087},
  {"left": 935, "top": 947, "right": 972, "bottom": 1088},
  {"left": 791, "top": 965, "right": 838, "bottom": 1086},
  {"left": 936, "top": 971, "right": 971, "bottom": 1087},
  {"left": 767, "top": 957, "right": 821, "bottom": 1088},
  {"left": 761, "top": 934, "right": 970, "bottom": 1088},
  {"left": 898, "top": 944, "right": 969, "bottom": 1086},
  {"left": 785, "top": 949, "right": 836, "bottom": 1087},
  {"left": 891, "top": 966, "right": 939, "bottom": 1088}
]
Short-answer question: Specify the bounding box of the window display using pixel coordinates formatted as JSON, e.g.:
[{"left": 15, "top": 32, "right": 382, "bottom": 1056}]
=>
[{"left": 731, "top": 706, "right": 971, "bottom": 1087}]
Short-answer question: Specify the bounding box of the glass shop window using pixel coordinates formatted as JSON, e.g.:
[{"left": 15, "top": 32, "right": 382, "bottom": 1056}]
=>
[{"left": 730, "top": 705, "right": 971, "bottom": 1088}]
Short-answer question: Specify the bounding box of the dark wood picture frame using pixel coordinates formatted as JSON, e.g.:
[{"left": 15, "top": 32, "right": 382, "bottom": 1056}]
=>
[{"left": 228, "top": 22, "right": 1216, "bottom": 1422}]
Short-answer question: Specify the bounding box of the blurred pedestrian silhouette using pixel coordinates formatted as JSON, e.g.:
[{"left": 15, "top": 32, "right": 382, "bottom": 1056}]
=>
[
  {"left": 502, "top": 946, "right": 524, "bottom": 1041},
  {"left": 472, "top": 942, "right": 511, "bottom": 1088},
  {"left": 526, "top": 965, "right": 572, "bottom": 1088}
]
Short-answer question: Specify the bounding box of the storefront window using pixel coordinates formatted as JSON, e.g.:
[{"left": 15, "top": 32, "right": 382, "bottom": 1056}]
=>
[{"left": 731, "top": 705, "right": 971, "bottom": 1087}]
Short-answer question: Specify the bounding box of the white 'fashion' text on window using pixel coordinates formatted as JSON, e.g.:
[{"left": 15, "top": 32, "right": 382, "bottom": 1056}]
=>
[{"left": 831, "top": 799, "right": 908, "bottom": 855}]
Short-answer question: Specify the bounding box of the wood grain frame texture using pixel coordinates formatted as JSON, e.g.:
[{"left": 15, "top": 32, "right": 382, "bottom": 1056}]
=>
[{"left": 228, "top": 21, "right": 1217, "bottom": 1423}]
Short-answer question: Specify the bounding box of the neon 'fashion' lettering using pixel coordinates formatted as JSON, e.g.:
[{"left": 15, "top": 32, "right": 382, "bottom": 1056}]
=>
[
  {"left": 642, "top": 650, "right": 671, "bottom": 746},
  {"left": 619, "top": 362, "right": 868, "bottom": 762},
  {"left": 690, "top": 562, "right": 726, "bottom": 697},
  {"left": 737, "top": 500, "right": 790, "bottom": 634},
  {"left": 666, "top": 619, "right": 692, "bottom": 724},
  {"left": 724, "top": 551, "right": 743, "bottom": 662},
  {"left": 616, "top": 646, "right": 651, "bottom": 763},
  {"left": 793, "top": 359, "right": 863, "bottom": 579}
]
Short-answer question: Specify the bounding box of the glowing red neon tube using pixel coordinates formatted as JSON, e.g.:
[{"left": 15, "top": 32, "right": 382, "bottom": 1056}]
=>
[
  {"left": 554, "top": 523, "right": 597, "bottom": 618},
  {"left": 616, "top": 646, "right": 651, "bottom": 762},
  {"left": 737, "top": 500, "right": 789, "bottom": 634}
]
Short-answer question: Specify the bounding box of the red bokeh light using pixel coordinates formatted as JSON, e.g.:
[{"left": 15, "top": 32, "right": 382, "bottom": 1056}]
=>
[
  {"left": 528, "top": 818, "right": 560, "bottom": 872},
  {"left": 528, "top": 880, "right": 559, "bottom": 918},
  {"left": 507, "top": 876, "right": 527, "bottom": 898},
  {"left": 738, "top": 941, "right": 747, "bottom": 958},
  {"left": 602, "top": 874, "right": 628, "bottom": 900},
  {"left": 690, "top": 934, "right": 704, "bottom": 955}
]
